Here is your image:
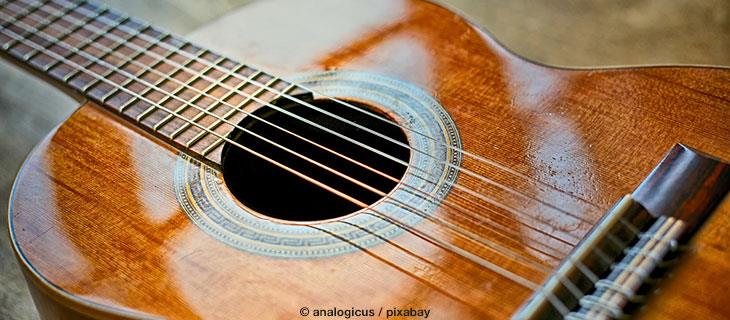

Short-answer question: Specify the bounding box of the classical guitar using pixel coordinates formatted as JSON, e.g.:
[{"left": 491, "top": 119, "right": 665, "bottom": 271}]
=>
[{"left": 3, "top": 0, "right": 730, "bottom": 319}]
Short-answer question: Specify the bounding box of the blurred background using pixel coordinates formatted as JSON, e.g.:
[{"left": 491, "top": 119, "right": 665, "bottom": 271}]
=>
[{"left": 1, "top": 0, "right": 728, "bottom": 318}]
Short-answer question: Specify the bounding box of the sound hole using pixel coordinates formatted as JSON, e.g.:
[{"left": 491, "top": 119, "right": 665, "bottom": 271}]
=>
[{"left": 221, "top": 98, "right": 410, "bottom": 222}]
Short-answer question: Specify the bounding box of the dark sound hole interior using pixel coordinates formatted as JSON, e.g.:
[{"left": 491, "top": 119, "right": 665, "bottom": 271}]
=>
[{"left": 221, "top": 98, "right": 410, "bottom": 222}]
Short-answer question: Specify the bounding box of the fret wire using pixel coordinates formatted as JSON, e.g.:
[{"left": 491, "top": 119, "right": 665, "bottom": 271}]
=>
[
  {"left": 143, "top": 54, "right": 225, "bottom": 125},
  {"left": 98, "top": 25, "right": 155, "bottom": 103},
  {"left": 38, "top": 6, "right": 105, "bottom": 71},
  {"left": 199, "top": 75, "right": 282, "bottom": 156},
  {"left": 0, "top": 0, "right": 44, "bottom": 50},
  {"left": 149, "top": 47, "right": 214, "bottom": 132},
  {"left": 144, "top": 50, "right": 209, "bottom": 130},
  {"left": 83, "top": 18, "right": 139, "bottom": 93},
  {"left": 208, "top": 70, "right": 264, "bottom": 130},
  {"left": 199, "top": 71, "right": 265, "bottom": 155},
  {"left": 53, "top": 8, "right": 110, "bottom": 83},
  {"left": 147, "top": 63, "right": 206, "bottom": 129},
  {"left": 85, "top": 24, "right": 162, "bottom": 94},
  {"left": 164, "top": 56, "right": 231, "bottom": 146},
  {"left": 2, "top": 0, "right": 112, "bottom": 82},
  {"left": 100, "top": 27, "right": 184, "bottom": 113},
  {"left": 79, "top": 16, "right": 133, "bottom": 92},
  {"left": 117, "top": 68, "right": 170, "bottom": 113},
  {"left": 113, "top": 31, "right": 191, "bottom": 112},
  {"left": 186, "top": 65, "right": 256, "bottom": 149},
  {"left": 154, "top": 65, "right": 245, "bottom": 130},
  {"left": 200, "top": 136, "right": 223, "bottom": 157},
  {"left": 129, "top": 38, "right": 196, "bottom": 120},
  {"left": 128, "top": 67, "right": 179, "bottom": 119},
  {"left": 17, "top": 1, "right": 78, "bottom": 61},
  {"left": 134, "top": 101, "right": 158, "bottom": 121}
]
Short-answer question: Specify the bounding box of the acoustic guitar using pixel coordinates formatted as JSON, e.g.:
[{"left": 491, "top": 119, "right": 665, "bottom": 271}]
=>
[{"left": 3, "top": 0, "right": 730, "bottom": 319}]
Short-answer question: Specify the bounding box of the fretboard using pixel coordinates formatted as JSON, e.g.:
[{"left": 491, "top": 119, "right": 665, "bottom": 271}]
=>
[{"left": 0, "top": 0, "right": 303, "bottom": 166}]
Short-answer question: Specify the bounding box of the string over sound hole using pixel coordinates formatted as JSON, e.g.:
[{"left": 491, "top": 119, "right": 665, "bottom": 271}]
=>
[{"left": 221, "top": 98, "right": 410, "bottom": 222}]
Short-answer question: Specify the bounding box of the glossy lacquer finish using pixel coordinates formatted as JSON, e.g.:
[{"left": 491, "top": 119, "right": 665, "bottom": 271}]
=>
[{"left": 9, "top": 0, "right": 730, "bottom": 319}]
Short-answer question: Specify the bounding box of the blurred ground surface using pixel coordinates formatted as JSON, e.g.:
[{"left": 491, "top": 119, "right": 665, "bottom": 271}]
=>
[{"left": 1, "top": 1, "right": 728, "bottom": 319}]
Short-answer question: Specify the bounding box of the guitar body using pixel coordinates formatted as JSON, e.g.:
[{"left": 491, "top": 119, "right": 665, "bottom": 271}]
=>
[{"left": 7, "top": 0, "right": 730, "bottom": 319}]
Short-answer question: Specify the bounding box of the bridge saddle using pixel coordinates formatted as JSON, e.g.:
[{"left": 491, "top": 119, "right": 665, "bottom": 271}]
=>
[{"left": 515, "top": 144, "right": 730, "bottom": 320}]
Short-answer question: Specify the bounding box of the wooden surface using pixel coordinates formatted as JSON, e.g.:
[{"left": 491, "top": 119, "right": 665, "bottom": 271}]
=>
[{"left": 6, "top": 0, "right": 730, "bottom": 319}]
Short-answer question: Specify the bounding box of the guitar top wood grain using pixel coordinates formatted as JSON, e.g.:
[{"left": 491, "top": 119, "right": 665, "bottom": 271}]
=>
[{"left": 4, "top": 0, "right": 730, "bottom": 319}]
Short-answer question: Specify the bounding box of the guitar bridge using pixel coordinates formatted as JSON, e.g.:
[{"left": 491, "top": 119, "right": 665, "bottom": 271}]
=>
[{"left": 515, "top": 144, "right": 730, "bottom": 319}]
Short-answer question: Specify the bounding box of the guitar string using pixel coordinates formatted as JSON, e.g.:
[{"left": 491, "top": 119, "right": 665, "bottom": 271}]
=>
[
  {"left": 0, "top": 20, "right": 563, "bottom": 302},
  {"left": 53, "top": 0, "right": 598, "bottom": 229},
  {"left": 0, "top": 0, "right": 624, "bottom": 316},
  {"left": 314, "top": 221, "right": 505, "bottom": 315},
  {"left": 1, "top": 1, "right": 620, "bottom": 312},
  {"left": 12, "top": 0, "right": 582, "bottom": 258},
  {"left": 62, "top": 0, "right": 648, "bottom": 314},
  {"left": 2, "top": 1, "right": 644, "bottom": 318},
  {"left": 4, "top": 2, "right": 636, "bottom": 316},
  {"left": 0, "top": 9, "right": 588, "bottom": 316},
  {"left": 0, "top": 0, "right": 582, "bottom": 264},
  {"left": 1, "top": 2, "right": 580, "bottom": 274},
  {"left": 52, "top": 0, "right": 601, "bottom": 225}
]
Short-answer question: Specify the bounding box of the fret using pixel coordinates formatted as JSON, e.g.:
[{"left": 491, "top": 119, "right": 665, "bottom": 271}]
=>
[
  {"left": 104, "top": 31, "right": 184, "bottom": 113},
  {"left": 150, "top": 47, "right": 210, "bottom": 132},
  {"left": 64, "top": 20, "right": 130, "bottom": 87},
  {"left": 2, "top": 21, "right": 212, "bottom": 154},
  {"left": 194, "top": 72, "right": 280, "bottom": 160},
  {"left": 198, "top": 71, "right": 268, "bottom": 138},
  {"left": 0, "top": 0, "right": 44, "bottom": 50},
  {"left": 123, "top": 47, "right": 205, "bottom": 125},
  {"left": 0, "top": 0, "right": 295, "bottom": 168},
  {"left": 187, "top": 72, "right": 299, "bottom": 160},
  {"left": 40, "top": 11, "right": 104, "bottom": 71},
  {"left": 16, "top": 3, "right": 76, "bottom": 62},
  {"left": 268, "top": 81, "right": 298, "bottom": 104},
  {"left": 97, "top": 28, "right": 154, "bottom": 104},
  {"left": 79, "top": 22, "right": 133, "bottom": 92},
  {"left": 201, "top": 137, "right": 224, "bottom": 157},
  {"left": 29, "top": 6, "right": 109, "bottom": 84},
  {"left": 134, "top": 103, "right": 159, "bottom": 122},
  {"left": 167, "top": 56, "right": 231, "bottom": 145},
  {"left": 127, "top": 40, "right": 200, "bottom": 122},
  {"left": 184, "top": 64, "right": 251, "bottom": 148},
  {"left": 144, "top": 69, "right": 201, "bottom": 126},
  {"left": 90, "top": 30, "right": 176, "bottom": 107},
  {"left": 117, "top": 72, "right": 168, "bottom": 113},
  {"left": 0, "top": 2, "right": 101, "bottom": 87},
  {"left": 101, "top": 31, "right": 172, "bottom": 87}
]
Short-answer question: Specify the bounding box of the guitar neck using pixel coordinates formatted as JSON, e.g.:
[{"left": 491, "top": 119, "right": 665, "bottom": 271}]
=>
[{"left": 0, "top": 0, "right": 298, "bottom": 166}]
